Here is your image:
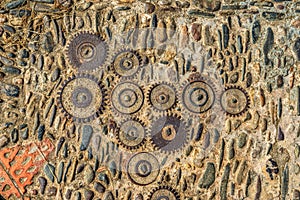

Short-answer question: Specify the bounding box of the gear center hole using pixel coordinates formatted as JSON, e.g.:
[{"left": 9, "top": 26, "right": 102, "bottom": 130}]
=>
[
  {"left": 122, "top": 59, "right": 133, "bottom": 69},
  {"left": 197, "top": 94, "right": 204, "bottom": 101},
  {"left": 232, "top": 98, "right": 238, "bottom": 104},
  {"left": 162, "top": 125, "right": 176, "bottom": 141}
]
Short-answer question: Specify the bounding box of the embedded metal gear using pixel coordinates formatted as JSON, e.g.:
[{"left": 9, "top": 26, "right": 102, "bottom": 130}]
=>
[
  {"left": 112, "top": 49, "right": 142, "bottom": 78},
  {"left": 66, "top": 31, "right": 108, "bottom": 71},
  {"left": 181, "top": 73, "right": 216, "bottom": 114},
  {"left": 147, "top": 82, "right": 177, "bottom": 112},
  {"left": 111, "top": 81, "right": 144, "bottom": 115},
  {"left": 116, "top": 118, "right": 146, "bottom": 150},
  {"left": 57, "top": 74, "right": 106, "bottom": 122},
  {"left": 127, "top": 152, "right": 160, "bottom": 186},
  {"left": 149, "top": 114, "right": 189, "bottom": 153},
  {"left": 148, "top": 186, "right": 180, "bottom": 200},
  {"left": 220, "top": 85, "right": 250, "bottom": 117}
]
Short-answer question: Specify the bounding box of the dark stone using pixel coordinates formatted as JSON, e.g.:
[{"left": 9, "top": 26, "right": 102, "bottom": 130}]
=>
[
  {"left": 9, "top": 9, "right": 31, "bottom": 17},
  {"left": 262, "top": 12, "right": 285, "bottom": 21},
  {"left": 38, "top": 177, "right": 47, "bottom": 194},
  {"left": 104, "top": 191, "right": 114, "bottom": 200},
  {"left": 5, "top": 0, "right": 26, "bottom": 9},
  {"left": 65, "top": 189, "right": 72, "bottom": 199},
  {"left": 293, "top": 38, "right": 300, "bottom": 61},
  {"left": 44, "top": 164, "right": 55, "bottom": 182},
  {"left": 281, "top": 165, "right": 289, "bottom": 200},
  {"left": 11, "top": 128, "right": 18, "bottom": 143},
  {"left": 94, "top": 182, "right": 106, "bottom": 193},
  {"left": 80, "top": 125, "right": 93, "bottom": 151},
  {"left": 144, "top": 2, "right": 155, "bottom": 13},
  {"left": 51, "top": 68, "right": 60, "bottom": 82},
  {"left": 263, "top": 27, "right": 274, "bottom": 65},
  {"left": 278, "top": 126, "right": 284, "bottom": 141},
  {"left": 42, "top": 32, "right": 54, "bottom": 53},
  {"left": 47, "top": 187, "right": 57, "bottom": 197},
  {"left": 222, "top": 24, "right": 229, "bottom": 49},
  {"left": 84, "top": 189, "right": 94, "bottom": 200},
  {"left": 198, "top": 162, "right": 216, "bottom": 189},
  {"left": 3, "top": 25, "right": 16, "bottom": 33},
  {"left": 191, "top": 23, "right": 201, "bottom": 41},
  {"left": 252, "top": 21, "right": 260, "bottom": 44},
  {"left": 238, "top": 132, "right": 247, "bottom": 148},
  {"left": 37, "top": 124, "right": 45, "bottom": 141},
  {"left": 20, "top": 49, "right": 29, "bottom": 58},
  {"left": 220, "top": 164, "right": 230, "bottom": 200},
  {"left": 3, "top": 84, "right": 20, "bottom": 97}
]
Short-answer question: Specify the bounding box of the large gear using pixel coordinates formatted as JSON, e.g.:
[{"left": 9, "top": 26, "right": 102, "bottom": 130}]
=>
[
  {"left": 147, "top": 82, "right": 177, "bottom": 112},
  {"left": 111, "top": 81, "right": 144, "bottom": 115},
  {"left": 181, "top": 73, "right": 216, "bottom": 114},
  {"left": 220, "top": 85, "right": 250, "bottom": 117},
  {"left": 66, "top": 31, "right": 108, "bottom": 71},
  {"left": 149, "top": 114, "right": 189, "bottom": 153},
  {"left": 148, "top": 186, "right": 180, "bottom": 200},
  {"left": 57, "top": 74, "right": 106, "bottom": 122},
  {"left": 116, "top": 118, "right": 146, "bottom": 150},
  {"left": 127, "top": 152, "right": 160, "bottom": 186},
  {"left": 112, "top": 49, "right": 142, "bottom": 78}
]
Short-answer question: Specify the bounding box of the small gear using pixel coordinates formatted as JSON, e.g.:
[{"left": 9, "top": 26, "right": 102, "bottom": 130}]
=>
[
  {"left": 112, "top": 49, "right": 142, "bottom": 78},
  {"left": 148, "top": 186, "right": 180, "bottom": 200},
  {"left": 66, "top": 31, "right": 108, "bottom": 71},
  {"left": 57, "top": 74, "right": 106, "bottom": 122},
  {"left": 147, "top": 82, "right": 177, "bottom": 112},
  {"left": 149, "top": 114, "right": 189, "bottom": 153},
  {"left": 127, "top": 152, "right": 160, "bottom": 186},
  {"left": 181, "top": 73, "right": 216, "bottom": 114},
  {"left": 116, "top": 118, "right": 146, "bottom": 150},
  {"left": 220, "top": 85, "right": 250, "bottom": 117},
  {"left": 111, "top": 81, "right": 144, "bottom": 115}
]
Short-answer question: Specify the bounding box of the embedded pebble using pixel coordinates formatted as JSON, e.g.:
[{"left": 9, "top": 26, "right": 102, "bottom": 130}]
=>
[
  {"left": 0, "top": 136, "right": 9, "bottom": 148},
  {"left": 80, "top": 125, "right": 93, "bottom": 151},
  {"left": 84, "top": 165, "right": 95, "bottom": 184},
  {"left": 198, "top": 162, "right": 215, "bottom": 189},
  {"left": 94, "top": 182, "right": 106, "bottom": 193}
]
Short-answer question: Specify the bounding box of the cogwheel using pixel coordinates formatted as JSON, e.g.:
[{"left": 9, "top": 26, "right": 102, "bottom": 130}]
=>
[
  {"left": 220, "top": 85, "right": 250, "bottom": 117},
  {"left": 147, "top": 82, "right": 177, "bottom": 112},
  {"left": 111, "top": 49, "right": 142, "bottom": 78},
  {"left": 110, "top": 81, "right": 144, "bottom": 115},
  {"left": 57, "top": 74, "right": 106, "bottom": 123},
  {"left": 149, "top": 113, "right": 190, "bottom": 153},
  {"left": 116, "top": 118, "right": 146, "bottom": 150},
  {"left": 148, "top": 186, "right": 180, "bottom": 200},
  {"left": 126, "top": 152, "right": 160, "bottom": 186},
  {"left": 180, "top": 72, "right": 217, "bottom": 114},
  {"left": 66, "top": 31, "right": 108, "bottom": 71}
]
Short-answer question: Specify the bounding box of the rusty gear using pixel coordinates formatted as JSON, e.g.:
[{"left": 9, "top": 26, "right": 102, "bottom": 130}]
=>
[
  {"left": 220, "top": 85, "right": 250, "bottom": 117},
  {"left": 181, "top": 74, "right": 216, "bottom": 114},
  {"left": 66, "top": 31, "right": 107, "bottom": 71},
  {"left": 127, "top": 152, "right": 160, "bottom": 186},
  {"left": 112, "top": 49, "right": 142, "bottom": 78},
  {"left": 147, "top": 82, "right": 177, "bottom": 112},
  {"left": 116, "top": 118, "right": 146, "bottom": 150},
  {"left": 57, "top": 74, "right": 106, "bottom": 122},
  {"left": 148, "top": 186, "right": 180, "bottom": 200},
  {"left": 149, "top": 114, "right": 189, "bottom": 153},
  {"left": 111, "top": 81, "right": 144, "bottom": 115}
]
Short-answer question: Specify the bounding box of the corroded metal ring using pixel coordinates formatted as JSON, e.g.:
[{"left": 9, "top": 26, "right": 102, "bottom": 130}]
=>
[
  {"left": 111, "top": 82, "right": 144, "bottom": 115},
  {"left": 220, "top": 85, "right": 250, "bottom": 117},
  {"left": 116, "top": 118, "right": 146, "bottom": 150},
  {"left": 149, "top": 114, "right": 189, "bottom": 153},
  {"left": 127, "top": 152, "right": 160, "bottom": 185},
  {"left": 66, "top": 31, "right": 107, "bottom": 71},
  {"left": 57, "top": 74, "right": 106, "bottom": 122}
]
